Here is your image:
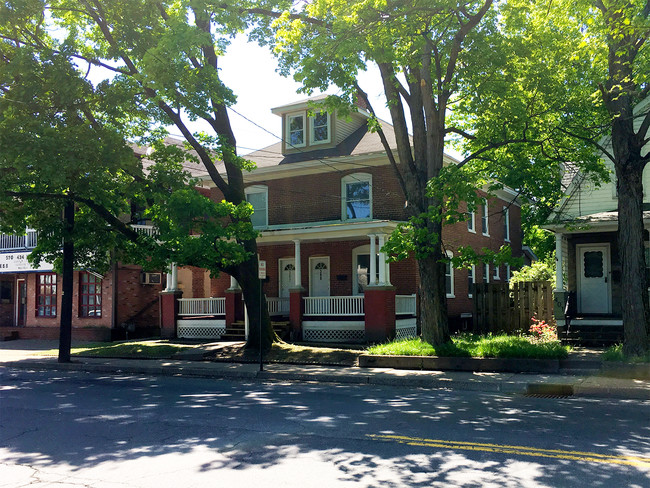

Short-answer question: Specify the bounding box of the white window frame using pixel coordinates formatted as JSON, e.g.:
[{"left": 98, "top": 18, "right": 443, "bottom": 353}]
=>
[
  {"left": 245, "top": 185, "right": 268, "bottom": 229},
  {"left": 467, "top": 208, "right": 476, "bottom": 233},
  {"left": 503, "top": 206, "right": 510, "bottom": 242},
  {"left": 445, "top": 250, "right": 455, "bottom": 298},
  {"left": 481, "top": 199, "right": 490, "bottom": 236},
  {"left": 310, "top": 111, "right": 331, "bottom": 145},
  {"left": 342, "top": 173, "right": 373, "bottom": 221},
  {"left": 506, "top": 264, "right": 511, "bottom": 282},
  {"left": 483, "top": 263, "right": 490, "bottom": 283},
  {"left": 286, "top": 112, "right": 306, "bottom": 148},
  {"left": 468, "top": 265, "right": 476, "bottom": 298},
  {"left": 493, "top": 264, "right": 500, "bottom": 281}
]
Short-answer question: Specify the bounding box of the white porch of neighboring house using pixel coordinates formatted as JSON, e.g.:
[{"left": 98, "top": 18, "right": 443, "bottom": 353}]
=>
[
  {"left": 546, "top": 211, "right": 639, "bottom": 343},
  {"left": 168, "top": 220, "right": 419, "bottom": 343}
]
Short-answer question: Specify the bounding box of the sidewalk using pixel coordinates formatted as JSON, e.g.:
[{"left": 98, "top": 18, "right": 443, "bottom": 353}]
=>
[{"left": 1, "top": 340, "right": 648, "bottom": 400}]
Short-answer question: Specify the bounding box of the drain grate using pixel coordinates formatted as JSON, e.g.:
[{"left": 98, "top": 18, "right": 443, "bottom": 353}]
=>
[{"left": 524, "top": 393, "right": 573, "bottom": 399}]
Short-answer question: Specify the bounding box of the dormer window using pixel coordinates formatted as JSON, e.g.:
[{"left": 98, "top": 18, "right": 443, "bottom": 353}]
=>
[
  {"left": 311, "top": 111, "right": 331, "bottom": 144},
  {"left": 245, "top": 185, "right": 268, "bottom": 228},
  {"left": 342, "top": 173, "right": 372, "bottom": 220},
  {"left": 287, "top": 113, "right": 306, "bottom": 147}
]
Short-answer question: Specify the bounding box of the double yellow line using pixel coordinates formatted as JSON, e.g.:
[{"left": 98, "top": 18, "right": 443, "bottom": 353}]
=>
[{"left": 367, "top": 434, "right": 650, "bottom": 468}]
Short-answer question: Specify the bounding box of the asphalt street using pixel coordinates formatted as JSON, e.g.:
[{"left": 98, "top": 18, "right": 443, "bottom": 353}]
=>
[{"left": 1, "top": 367, "right": 649, "bottom": 487}]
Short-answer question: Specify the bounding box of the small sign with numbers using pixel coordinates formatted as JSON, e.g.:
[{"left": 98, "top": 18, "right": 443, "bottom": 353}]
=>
[{"left": 258, "top": 260, "right": 266, "bottom": 279}]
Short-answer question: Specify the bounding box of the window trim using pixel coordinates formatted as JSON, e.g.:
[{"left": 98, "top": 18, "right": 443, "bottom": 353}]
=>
[
  {"left": 79, "top": 271, "right": 102, "bottom": 318},
  {"left": 36, "top": 273, "right": 57, "bottom": 318},
  {"left": 445, "top": 250, "right": 455, "bottom": 298},
  {"left": 503, "top": 206, "right": 510, "bottom": 242},
  {"left": 506, "top": 264, "right": 511, "bottom": 282},
  {"left": 468, "top": 264, "right": 476, "bottom": 298},
  {"left": 493, "top": 264, "right": 500, "bottom": 281},
  {"left": 481, "top": 199, "right": 490, "bottom": 236},
  {"left": 245, "top": 185, "right": 269, "bottom": 229},
  {"left": 467, "top": 208, "right": 476, "bottom": 233},
  {"left": 352, "top": 245, "right": 380, "bottom": 296},
  {"left": 310, "top": 111, "right": 331, "bottom": 145},
  {"left": 341, "top": 173, "right": 373, "bottom": 221},
  {"left": 483, "top": 263, "right": 490, "bottom": 283},
  {"left": 286, "top": 112, "right": 307, "bottom": 148}
]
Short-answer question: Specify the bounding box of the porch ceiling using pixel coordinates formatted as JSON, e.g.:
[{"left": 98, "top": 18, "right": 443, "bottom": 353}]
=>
[{"left": 256, "top": 219, "right": 402, "bottom": 245}]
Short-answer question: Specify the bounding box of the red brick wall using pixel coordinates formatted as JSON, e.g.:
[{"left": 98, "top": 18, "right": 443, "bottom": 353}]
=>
[{"left": 114, "top": 265, "right": 163, "bottom": 327}]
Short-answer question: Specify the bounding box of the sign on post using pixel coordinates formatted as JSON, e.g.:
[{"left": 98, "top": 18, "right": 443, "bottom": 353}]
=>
[{"left": 258, "top": 260, "right": 266, "bottom": 280}]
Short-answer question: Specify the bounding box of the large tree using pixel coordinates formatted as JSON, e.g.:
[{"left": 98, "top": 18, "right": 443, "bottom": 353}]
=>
[
  {"left": 3, "top": 0, "right": 298, "bottom": 350},
  {"left": 268, "top": 0, "right": 606, "bottom": 345},
  {"left": 0, "top": 15, "right": 256, "bottom": 360}
]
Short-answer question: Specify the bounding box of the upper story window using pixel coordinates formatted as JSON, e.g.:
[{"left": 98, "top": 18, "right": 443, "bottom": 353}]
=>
[
  {"left": 445, "top": 251, "right": 455, "bottom": 298},
  {"left": 311, "top": 111, "right": 331, "bottom": 144},
  {"left": 36, "top": 273, "right": 57, "bottom": 317},
  {"left": 483, "top": 263, "right": 490, "bottom": 283},
  {"left": 287, "top": 113, "right": 306, "bottom": 148},
  {"left": 245, "top": 185, "right": 268, "bottom": 228},
  {"left": 468, "top": 265, "right": 475, "bottom": 298},
  {"left": 342, "top": 173, "right": 372, "bottom": 220},
  {"left": 481, "top": 199, "right": 489, "bottom": 236},
  {"left": 503, "top": 206, "right": 510, "bottom": 242},
  {"left": 467, "top": 208, "right": 475, "bottom": 233},
  {"left": 493, "top": 264, "right": 500, "bottom": 280}
]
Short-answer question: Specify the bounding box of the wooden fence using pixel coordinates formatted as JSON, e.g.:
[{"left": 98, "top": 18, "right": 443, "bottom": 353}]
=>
[{"left": 473, "top": 281, "right": 554, "bottom": 334}]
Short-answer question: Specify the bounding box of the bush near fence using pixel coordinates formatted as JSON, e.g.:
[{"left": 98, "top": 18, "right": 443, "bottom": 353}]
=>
[{"left": 473, "top": 281, "right": 554, "bottom": 334}]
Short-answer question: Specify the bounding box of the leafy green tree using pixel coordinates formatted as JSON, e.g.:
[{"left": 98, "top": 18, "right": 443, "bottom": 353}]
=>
[
  {"left": 0, "top": 19, "right": 254, "bottom": 360},
  {"left": 509, "top": 261, "right": 555, "bottom": 288},
  {"left": 268, "top": 0, "right": 606, "bottom": 345},
  {"left": 2, "top": 0, "right": 297, "bottom": 351}
]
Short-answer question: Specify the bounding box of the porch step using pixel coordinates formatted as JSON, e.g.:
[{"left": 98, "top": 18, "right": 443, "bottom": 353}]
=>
[
  {"left": 219, "top": 321, "right": 292, "bottom": 341},
  {"left": 558, "top": 324, "right": 623, "bottom": 346}
]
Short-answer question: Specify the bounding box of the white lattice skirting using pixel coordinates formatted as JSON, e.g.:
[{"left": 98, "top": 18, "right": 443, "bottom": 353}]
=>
[
  {"left": 302, "top": 321, "right": 365, "bottom": 343},
  {"left": 396, "top": 318, "right": 417, "bottom": 341},
  {"left": 177, "top": 319, "right": 226, "bottom": 339}
]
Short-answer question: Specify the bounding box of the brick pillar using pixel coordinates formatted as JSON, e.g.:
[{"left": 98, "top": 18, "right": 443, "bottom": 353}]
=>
[
  {"left": 364, "top": 286, "right": 396, "bottom": 343},
  {"left": 159, "top": 290, "right": 182, "bottom": 339},
  {"left": 289, "top": 287, "right": 306, "bottom": 341},
  {"left": 225, "top": 289, "right": 244, "bottom": 326}
]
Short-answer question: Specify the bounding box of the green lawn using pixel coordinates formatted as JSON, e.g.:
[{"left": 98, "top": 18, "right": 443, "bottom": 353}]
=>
[
  {"left": 602, "top": 344, "right": 650, "bottom": 363},
  {"left": 367, "top": 334, "right": 570, "bottom": 360},
  {"left": 40, "top": 340, "right": 196, "bottom": 359}
]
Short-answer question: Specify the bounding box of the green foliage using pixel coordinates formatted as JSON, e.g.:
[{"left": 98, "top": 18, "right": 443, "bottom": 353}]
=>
[
  {"left": 603, "top": 344, "right": 650, "bottom": 364},
  {"left": 509, "top": 261, "right": 555, "bottom": 287},
  {"left": 367, "top": 335, "right": 569, "bottom": 359}
]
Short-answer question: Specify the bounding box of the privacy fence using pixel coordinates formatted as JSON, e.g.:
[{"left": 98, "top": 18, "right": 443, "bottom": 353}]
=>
[{"left": 473, "top": 281, "right": 554, "bottom": 334}]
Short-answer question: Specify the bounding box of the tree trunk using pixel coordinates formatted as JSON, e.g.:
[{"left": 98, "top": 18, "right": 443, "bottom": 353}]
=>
[
  {"left": 58, "top": 200, "right": 74, "bottom": 363},
  {"left": 616, "top": 164, "right": 650, "bottom": 355},
  {"left": 236, "top": 238, "right": 275, "bottom": 352}
]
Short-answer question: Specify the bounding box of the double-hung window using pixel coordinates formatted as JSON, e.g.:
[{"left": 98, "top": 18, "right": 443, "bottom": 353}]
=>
[
  {"left": 79, "top": 272, "right": 102, "bottom": 317},
  {"left": 481, "top": 199, "right": 489, "bottom": 236},
  {"left": 245, "top": 185, "right": 268, "bottom": 228},
  {"left": 445, "top": 251, "right": 455, "bottom": 298},
  {"left": 311, "top": 111, "right": 331, "bottom": 144},
  {"left": 503, "top": 206, "right": 510, "bottom": 242},
  {"left": 287, "top": 113, "right": 306, "bottom": 147},
  {"left": 468, "top": 265, "right": 475, "bottom": 298},
  {"left": 342, "top": 174, "right": 372, "bottom": 220},
  {"left": 36, "top": 273, "right": 57, "bottom": 317},
  {"left": 467, "top": 208, "right": 475, "bottom": 233}
]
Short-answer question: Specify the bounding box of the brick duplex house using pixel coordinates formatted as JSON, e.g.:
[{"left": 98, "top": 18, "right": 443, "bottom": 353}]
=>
[{"left": 169, "top": 97, "right": 523, "bottom": 343}]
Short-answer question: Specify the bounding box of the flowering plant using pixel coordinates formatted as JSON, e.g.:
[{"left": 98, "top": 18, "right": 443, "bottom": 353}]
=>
[{"left": 529, "top": 315, "right": 557, "bottom": 343}]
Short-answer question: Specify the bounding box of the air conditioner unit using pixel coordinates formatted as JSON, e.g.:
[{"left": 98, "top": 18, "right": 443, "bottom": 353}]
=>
[{"left": 140, "top": 272, "right": 162, "bottom": 285}]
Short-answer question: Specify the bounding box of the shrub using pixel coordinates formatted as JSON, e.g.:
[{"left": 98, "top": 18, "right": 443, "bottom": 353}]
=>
[
  {"left": 509, "top": 261, "right": 554, "bottom": 288},
  {"left": 529, "top": 315, "right": 557, "bottom": 343}
]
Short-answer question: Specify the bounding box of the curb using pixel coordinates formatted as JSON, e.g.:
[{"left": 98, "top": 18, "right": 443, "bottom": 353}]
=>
[{"left": 359, "top": 354, "right": 561, "bottom": 373}]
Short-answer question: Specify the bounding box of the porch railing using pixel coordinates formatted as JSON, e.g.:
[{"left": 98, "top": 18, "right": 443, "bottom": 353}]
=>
[
  {"left": 0, "top": 229, "right": 38, "bottom": 251},
  {"left": 131, "top": 224, "right": 158, "bottom": 238},
  {"left": 304, "top": 296, "right": 365, "bottom": 316},
  {"left": 266, "top": 296, "right": 290, "bottom": 316},
  {"left": 178, "top": 297, "right": 225, "bottom": 316},
  {"left": 396, "top": 294, "right": 417, "bottom": 316}
]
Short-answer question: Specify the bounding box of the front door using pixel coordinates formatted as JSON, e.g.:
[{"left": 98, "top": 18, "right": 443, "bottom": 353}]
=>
[
  {"left": 279, "top": 258, "right": 295, "bottom": 298},
  {"left": 310, "top": 257, "right": 330, "bottom": 297},
  {"left": 577, "top": 244, "right": 611, "bottom": 314},
  {"left": 16, "top": 279, "right": 26, "bottom": 326}
]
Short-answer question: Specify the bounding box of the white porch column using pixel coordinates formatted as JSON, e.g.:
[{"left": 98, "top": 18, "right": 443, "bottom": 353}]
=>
[
  {"left": 555, "top": 233, "right": 564, "bottom": 291},
  {"left": 164, "top": 268, "right": 173, "bottom": 292},
  {"left": 293, "top": 239, "right": 302, "bottom": 288},
  {"left": 170, "top": 263, "right": 179, "bottom": 291},
  {"left": 368, "top": 234, "right": 377, "bottom": 285},
  {"left": 229, "top": 275, "right": 240, "bottom": 291},
  {"left": 378, "top": 234, "right": 387, "bottom": 285}
]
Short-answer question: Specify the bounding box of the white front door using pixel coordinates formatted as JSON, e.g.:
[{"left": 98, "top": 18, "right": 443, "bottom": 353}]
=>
[
  {"left": 279, "top": 258, "right": 295, "bottom": 298},
  {"left": 310, "top": 257, "right": 330, "bottom": 297},
  {"left": 577, "top": 244, "right": 611, "bottom": 314}
]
